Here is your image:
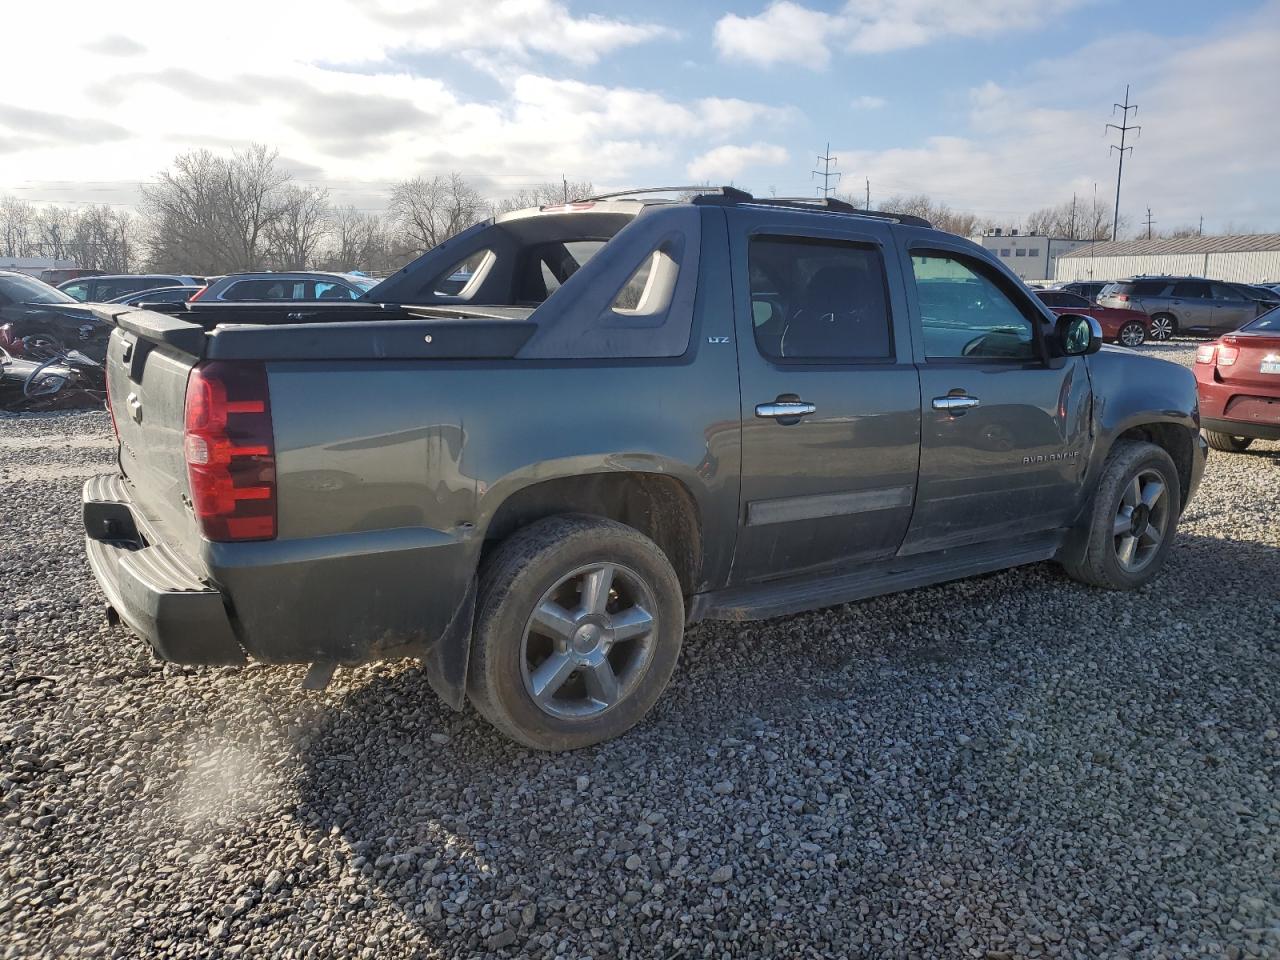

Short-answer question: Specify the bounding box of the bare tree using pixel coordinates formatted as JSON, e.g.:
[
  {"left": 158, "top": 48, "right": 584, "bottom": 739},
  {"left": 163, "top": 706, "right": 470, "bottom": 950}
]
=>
[
  {"left": 877, "top": 194, "right": 982, "bottom": 238},
  {"left": 0, "top": 196, "right": 36, "bottom": 258},
  {"left": 491, "top": 180, "right": 595, "bottom": 216},
  {"left": 72, "top": 206, "right": 138, "bottom": 273},
  {"left": 141, "top": 144, "right": 292, "bottom": 273},
  {"left": 321, "top": 205, "right": 394, "bottom": 273},
  {"left": 388, "top": 173, "right": 487, "bottom": 253},
  {"left": 266, "top": 185, "right": 330, "bottom": 270}
]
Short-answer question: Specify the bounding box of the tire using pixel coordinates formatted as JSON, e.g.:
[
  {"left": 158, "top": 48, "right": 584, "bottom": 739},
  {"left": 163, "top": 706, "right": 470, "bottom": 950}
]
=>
[
  {"left": 1148, "top": 313, "right": 1177, "bottom": 341},
  {"left": 468, "top": 514, "right": 684, "bottom": 750},
  {"left": 1060, "top": 440, "right": 1181, "bottom": 591},
  {"left": 1204, "top": 430, "right": 1253, "bottom": 452},
  {"left": 1117, "top": 321, "right": 1147, "bottom": 348}
]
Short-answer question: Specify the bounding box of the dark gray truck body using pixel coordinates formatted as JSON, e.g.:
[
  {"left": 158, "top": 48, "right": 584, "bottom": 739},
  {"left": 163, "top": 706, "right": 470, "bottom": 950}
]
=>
[{"left": 83, "top": 195, "right": 1207, "bottom": 709}]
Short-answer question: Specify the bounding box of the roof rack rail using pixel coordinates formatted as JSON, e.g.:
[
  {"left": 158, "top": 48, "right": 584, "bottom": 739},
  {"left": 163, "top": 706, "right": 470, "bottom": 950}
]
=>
[
  {"left": 579, "top": 186, "right": 731, "bottom": 202},
  {"left": 572, "top": 185, "right": 934, "bottom": 228},
  {"left": 690, "top": 188, "right": 934, "bottom": 228}
]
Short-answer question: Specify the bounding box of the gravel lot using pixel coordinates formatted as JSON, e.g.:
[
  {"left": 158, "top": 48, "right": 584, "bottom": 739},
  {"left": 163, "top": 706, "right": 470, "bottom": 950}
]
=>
[{"left": 2, "top": 342, "right": 1277, "bottom": 959}]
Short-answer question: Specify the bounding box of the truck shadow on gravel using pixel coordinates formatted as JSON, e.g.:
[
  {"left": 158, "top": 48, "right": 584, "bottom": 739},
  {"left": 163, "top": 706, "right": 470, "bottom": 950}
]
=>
[{"left": 290, "top": 531, "right": 1280, "bottom": 952}]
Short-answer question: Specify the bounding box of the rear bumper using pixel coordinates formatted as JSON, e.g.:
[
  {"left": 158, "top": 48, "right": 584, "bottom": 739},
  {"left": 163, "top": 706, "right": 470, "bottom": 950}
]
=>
[
  {"left": 1202, "top": 416, "right": 1280, "bottom": 441},
  {"left": 82, "top": 474, "right": 479, "bottom": 706},
  {"left": 83, "top": 474, "right": 246, "bottom": 665}
]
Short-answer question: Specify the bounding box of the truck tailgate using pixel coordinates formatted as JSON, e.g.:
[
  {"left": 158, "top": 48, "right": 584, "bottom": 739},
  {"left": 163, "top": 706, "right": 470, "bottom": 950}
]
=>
[{"left": 106, "top": 322, "right": 205, "bottom": 559}]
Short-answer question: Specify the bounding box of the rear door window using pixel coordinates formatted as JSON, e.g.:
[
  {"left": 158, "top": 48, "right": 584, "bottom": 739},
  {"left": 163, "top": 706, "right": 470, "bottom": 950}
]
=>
[
  {"left": 748, "top": 237, "right": 893, "bottom": 361},
  {"left": 1171, "top": 280, "right": 1210, "bottom": 299}
]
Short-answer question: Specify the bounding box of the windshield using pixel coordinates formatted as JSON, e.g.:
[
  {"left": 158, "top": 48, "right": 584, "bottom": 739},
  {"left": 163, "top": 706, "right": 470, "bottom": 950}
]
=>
[
  {"left": 1244, "top": 305, "right": 1280, "bottom": 332},
  {"left": 0, "top": 273, "right": 78, "bottom": 305}
]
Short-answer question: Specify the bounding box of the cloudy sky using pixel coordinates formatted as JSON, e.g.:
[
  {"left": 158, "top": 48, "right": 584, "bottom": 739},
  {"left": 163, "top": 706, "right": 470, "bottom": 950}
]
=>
[{"left": 1, "top": 0, "right": 1277, "bottom": 233}]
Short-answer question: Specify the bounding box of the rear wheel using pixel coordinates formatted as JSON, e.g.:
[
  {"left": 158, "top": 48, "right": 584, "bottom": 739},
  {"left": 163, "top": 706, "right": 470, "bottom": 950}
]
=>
[
  {"left": 1204, "top": 431, "right": 1253, "bottom": 452},
  {"left": 1118, "top": 321, "right": 1147, "bottom": 347},
  {"left": 1060, "top": 440, "right": 1181, "bottom": 590},
  {"left": 468, "top": 514, "right": 684, "bottom": 750},
  {"left": 1149, "top": 313, "right": 1177, "bottom": 341}
]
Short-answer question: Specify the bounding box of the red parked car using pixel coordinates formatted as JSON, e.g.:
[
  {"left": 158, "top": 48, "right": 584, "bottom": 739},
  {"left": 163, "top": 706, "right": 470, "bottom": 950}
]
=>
[
  {"left": 1193, "top": 307, "right": 1280, "bottom": 451},
  {"left": 1035, "top": 290, "right": 1151, "bottom": 347}
]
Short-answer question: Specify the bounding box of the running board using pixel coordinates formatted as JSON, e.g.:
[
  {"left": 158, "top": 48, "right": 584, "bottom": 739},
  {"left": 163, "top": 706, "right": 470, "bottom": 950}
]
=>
[{"left": 692, "top": 534, "right": 1063, "bottom": 623}]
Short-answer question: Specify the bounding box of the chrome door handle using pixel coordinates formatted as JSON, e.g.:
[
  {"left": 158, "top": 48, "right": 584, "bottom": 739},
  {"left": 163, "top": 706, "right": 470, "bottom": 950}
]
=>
[
  {"left": 932, "top": 395, "right": 980, "bottom": 413},
  {"left": 756, "top": 401, "right": 817, "bottom": 420}
]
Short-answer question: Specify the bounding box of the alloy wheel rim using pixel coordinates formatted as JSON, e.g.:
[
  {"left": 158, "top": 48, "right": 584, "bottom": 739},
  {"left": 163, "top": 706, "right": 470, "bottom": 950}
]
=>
[
  {"left": 1151, "top": 317, "right": 1173, "bottom": 340},
  {"left": 1112, "top": 468, "right": 1171, "bottom": 573},
  {"left": 520, "top": 562, "right": 658, "bottom": 720},
  {"left": 1121, "top": 324, "right": 1145, "bottom": 347}
]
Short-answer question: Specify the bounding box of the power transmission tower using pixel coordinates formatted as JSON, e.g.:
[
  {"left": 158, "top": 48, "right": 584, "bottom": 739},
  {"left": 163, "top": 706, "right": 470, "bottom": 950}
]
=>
[
  {"left": 811, "top": 143, "right": 841, "bottom": 198},
  {"left": 1106, "top": 85, "right": 1140, "bottom": 241},
  {"left": 1144, "top": 207, "right": 1156, "bottom": 240}
]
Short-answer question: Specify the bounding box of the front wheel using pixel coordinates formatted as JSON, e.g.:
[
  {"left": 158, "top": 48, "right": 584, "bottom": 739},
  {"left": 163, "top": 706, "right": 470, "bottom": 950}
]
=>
[
  {"left": 1148, "top": 313, "right": 1177, "bottom": 341},
  {"left": 468, "top": 514, "right": 684, "bottom": 750},
  {"left": 1118, "top": 321, "right": 1147, "bottom": 348},
  {"left": 1060, "top": 440, "right": 1181, "bottom": 590},
  {"left": 1204, "top": 431, "right": 1253, "bottom": 452}
]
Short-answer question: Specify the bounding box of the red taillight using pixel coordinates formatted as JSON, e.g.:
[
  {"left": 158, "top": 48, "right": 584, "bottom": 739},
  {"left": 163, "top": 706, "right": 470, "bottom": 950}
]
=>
[
  {"left": 1195, "top": 342, "right": 1239, "bottom": 367},
  {"left": 187, "top": 285, "right": 208, "bottom": 302},
  {"left": 183, "top": 362, "right": 276, "bottom": 541}
]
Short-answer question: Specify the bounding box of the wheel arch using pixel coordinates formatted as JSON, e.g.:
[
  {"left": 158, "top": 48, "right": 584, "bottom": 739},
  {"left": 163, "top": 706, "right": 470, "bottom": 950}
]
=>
[
  {"left": 1110, "top": 422, "right": 1196, "bottom": 509},
  {"left": 481, "top": 470, "right": 705, "bottom": 599}
]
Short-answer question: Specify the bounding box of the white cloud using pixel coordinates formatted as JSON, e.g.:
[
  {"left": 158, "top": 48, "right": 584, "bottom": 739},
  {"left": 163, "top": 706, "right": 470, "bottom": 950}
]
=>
[
  {"left": 0, "top": 2, "right": 784, "bottom": 211},
  {"left": 687, "top": 143, "right": 789, "bottom": 182},
  {"left": 364, "top": 0, "right": 675, "bottom": 66},
  {"left": 851, "top": 95, "right": 886, "bottom": 110},
  {"left": 716, "top": 0, "right": 1090, "bottom": 68},
  {"left": 714, "top": 1, "right": 836, "bottom": 68}
]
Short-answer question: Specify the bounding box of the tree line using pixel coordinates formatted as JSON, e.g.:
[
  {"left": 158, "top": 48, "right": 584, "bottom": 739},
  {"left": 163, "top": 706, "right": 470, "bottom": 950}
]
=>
[{"left": 1, "top": 142, "right": 1259, "bottom": 278}]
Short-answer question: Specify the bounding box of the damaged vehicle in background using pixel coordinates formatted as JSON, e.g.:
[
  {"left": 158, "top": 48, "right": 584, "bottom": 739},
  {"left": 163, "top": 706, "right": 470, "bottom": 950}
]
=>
[{"left": 0, "top": 270, "right": 111, "bottom": 362}]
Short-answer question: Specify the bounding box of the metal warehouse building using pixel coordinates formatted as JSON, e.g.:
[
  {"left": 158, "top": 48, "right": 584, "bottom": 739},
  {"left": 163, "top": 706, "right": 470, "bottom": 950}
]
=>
[{"left": 1052, "top": 234, "right": 1280, "bottom": 284}]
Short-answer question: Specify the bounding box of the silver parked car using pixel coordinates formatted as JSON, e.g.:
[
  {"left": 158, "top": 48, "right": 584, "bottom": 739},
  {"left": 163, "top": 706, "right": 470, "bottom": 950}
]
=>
[
  {"left": 193, "top": 271, "right": 377, "bottom": 302},
  {"left": 1097, "top": 276, "right": 1278, "bottom": 340}
]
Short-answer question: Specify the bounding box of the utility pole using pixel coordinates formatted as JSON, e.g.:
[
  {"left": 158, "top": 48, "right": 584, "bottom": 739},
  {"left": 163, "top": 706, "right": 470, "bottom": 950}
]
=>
[
  {"left": 865, "top": 177, "right": 871, "bottom": 211},
  {"left": 1105, "top": 85, "right": 1140, "bottom": 241},
  {"left": 811, "top": 143, "right": 841, "bottom": 198},
  {"left": 1069, "top": 193, "right": 1078, "bottom": 239},
  {"left": 1198, "top": 215, "right": 1204, "bottom": 236},
  {"left": 1144, "top": 207, "right": 1156, "bottom": 240},
  {"left": 562, "top": 175, "right": 569, "bottom": 203}
]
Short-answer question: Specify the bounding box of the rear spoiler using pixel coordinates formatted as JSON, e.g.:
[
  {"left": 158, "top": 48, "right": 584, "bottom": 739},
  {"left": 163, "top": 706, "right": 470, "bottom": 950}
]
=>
[{"left": 90, "top": 305, "right": 536, "bottom": 361}]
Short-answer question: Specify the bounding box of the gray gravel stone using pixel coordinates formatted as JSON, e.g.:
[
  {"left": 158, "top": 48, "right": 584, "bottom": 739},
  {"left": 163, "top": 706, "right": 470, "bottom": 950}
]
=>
[{"left": 1, "top": 358, "right": 1278, "bottom": 958}]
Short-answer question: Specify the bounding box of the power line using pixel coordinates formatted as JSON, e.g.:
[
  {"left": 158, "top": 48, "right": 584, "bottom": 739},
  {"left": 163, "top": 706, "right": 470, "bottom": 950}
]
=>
[
  {"left": 811, "top": 143, "right": 841, "bottom": 198},
  {"left": 1106, "top": 84, "right": 1140, "bottom": 241}
]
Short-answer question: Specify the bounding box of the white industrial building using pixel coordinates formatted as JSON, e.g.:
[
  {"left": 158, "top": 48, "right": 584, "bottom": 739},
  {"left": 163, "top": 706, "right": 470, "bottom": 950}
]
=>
[
  {"left": 0, "top": 256, "right": 75, "bottom": 277},
  {"left": 973, "top": 230, "right": 1089, "bottom": 281},
  {"left": 1053, "top": 234, "right": 1280, "bottom": 284}
]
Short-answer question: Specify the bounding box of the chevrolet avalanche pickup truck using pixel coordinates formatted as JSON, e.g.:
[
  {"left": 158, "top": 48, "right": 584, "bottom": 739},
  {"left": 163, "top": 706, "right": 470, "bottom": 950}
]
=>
[{"left": 83, "top": 187, "right": 1207, "bottom": 749}]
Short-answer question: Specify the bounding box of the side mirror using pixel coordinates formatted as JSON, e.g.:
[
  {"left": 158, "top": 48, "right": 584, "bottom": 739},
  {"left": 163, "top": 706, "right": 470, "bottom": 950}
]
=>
[{"left": 1056, "top": 313, "right": 1102, "bottom": 356}]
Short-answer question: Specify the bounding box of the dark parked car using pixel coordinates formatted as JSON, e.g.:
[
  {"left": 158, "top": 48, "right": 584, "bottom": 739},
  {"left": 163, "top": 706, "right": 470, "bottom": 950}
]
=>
[
  {"left": 0, "top": 270, "right": 109, "bottom": 360},
  {"left": 59, "top": 274, "right": 203, "bottom": 303},
  {"left": 1057, "top": 280, "right": 1108, "bottom": 302},
  {"left": 1193, "top": 306, "right": 1280, "bottom": 451},
  {"left": 106, "top": 285, "right": 204, "bottom": 306},
  {"left": 192, "top": 272, "right": 376, "bottom": 302},
  {"left": 83, "top": 187, "right": 1205, "bottom": 748},
  {"left": 1098, "top": 276, "right": 1275, "bottom": 340},
  {"left": 1034, "top": 289, "right": 1150, "bottom": 346}
]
